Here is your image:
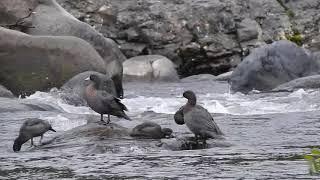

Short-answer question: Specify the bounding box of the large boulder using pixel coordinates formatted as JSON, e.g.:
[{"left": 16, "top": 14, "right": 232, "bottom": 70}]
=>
[
  {"left": 27, "top": 0, "right": 126, "bottom": 98},
  {"left": 123, "top": 55, "right": 179, "bottom": 82},
  {"left": 0, "top": 27, "right": 106, "bottom": 96},
  {"left": 273, "top": 75, "right": 320, "bottom": 92},
  {"left": 60, "top": 71, "right": 117, "bottom": 105},
  {"left": 230, "top": 40, "right": 320, "bottom": 93}
]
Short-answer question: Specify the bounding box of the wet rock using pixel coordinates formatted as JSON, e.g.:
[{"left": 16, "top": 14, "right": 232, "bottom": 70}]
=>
[
  {"left": 273, "top": 75, "right": 320, "bottom": 92},
  {"left": 61, "top": 71, "right": 117, "bottom": 105},
  {"left": 27, "top": 0, "right": 126, "bottom": 98},
  {"left": 214, "top": 71, "right": 233, "bottom": 82},
  {"left": 0, "top": 97, "right": 61, "bottom": 113},
  {"left": 0, "top": 27, "right": 106, "bottom": 97},
  {"left": 54, "top": 122, "right": 130, "bottom": 142},
  {"left": 180, "top": 74, "right": 216, "bottom": 83},
  {"left": 160, "top": 137, "right": 230, "bottom": 151},
  {"left": 230, "top": 40, "right": 320, "bottom": 93},
  {"left": 0, "top": 85, "right": 15, "bottom": 98},
  {"left": 123, "top": 55, "right": 179, "bottom": 82}
]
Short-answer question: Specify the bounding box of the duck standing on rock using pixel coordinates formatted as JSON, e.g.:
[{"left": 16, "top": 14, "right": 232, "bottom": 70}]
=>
[
  {"left": 13, "top": 118, "right": 56, "bottom": 152},
  {"left": 130, "top": 122, "right": 173, "bottom": 139},
  {"left": 175, "top": 90, "right": 223, "bottom": 143},
  {"left": 84, "top": 74, "right": 131, "bottom": 124}
]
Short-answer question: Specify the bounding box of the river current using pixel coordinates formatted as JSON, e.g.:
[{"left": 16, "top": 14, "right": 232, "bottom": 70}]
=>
[{"left": 0, "top": 79, "right": 319, "bottom": 179}]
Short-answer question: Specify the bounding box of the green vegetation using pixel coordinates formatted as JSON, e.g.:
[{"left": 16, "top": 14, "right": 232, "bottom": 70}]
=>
[
  {"left": 304, "top": 148, "right": 320, "bottom": 175},
  {"left": 285, "top": 29, "right": 303, "bottom": 46}
]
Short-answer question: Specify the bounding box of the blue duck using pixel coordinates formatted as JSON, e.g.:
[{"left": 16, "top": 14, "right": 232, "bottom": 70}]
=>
[
  {"left": 13, "top": 118, "right": 56, "bottom": 152},
  {"left": 176, "top": 90, "right": 223, "bottom": 141},
  {"left": 85, "top": 74, "right": 131, "bottom": 124},
  {"left": 130, "top": 121, "right": 173, "bottom": 139}
]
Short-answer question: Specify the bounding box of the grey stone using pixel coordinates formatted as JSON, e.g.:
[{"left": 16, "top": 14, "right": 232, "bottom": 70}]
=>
[
  {"left": 273, "top": 75, "right": 320, "bottom": 92},
  {"left": 27, "top": 0, "right": 125, "bottom": 97},
  {"left": 123, "top": 55, "right": 179, "bottom": 82},
  {"left": 230, "top": 40, "right": 320, "bottom": 93},
  {"left": 0, "top": 27, "right": 106, "bottom": 96}
]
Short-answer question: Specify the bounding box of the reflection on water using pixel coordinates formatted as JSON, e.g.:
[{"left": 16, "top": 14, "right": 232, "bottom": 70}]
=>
[{"left": 0, "top": 80, "right": 319, "bottom": 179}]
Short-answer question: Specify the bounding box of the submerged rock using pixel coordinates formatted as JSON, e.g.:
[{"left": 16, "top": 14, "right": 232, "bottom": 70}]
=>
[
  {"left": 27, "top": 0, "right": 126, "bottom": 98},
  {"left": 230, "top": 40, "right": 320, "bottom": 93},
  {"left": 273, "top": 75, "right": 320, "bottom": 92},
  {"left": 180, "top": 74, "right": 216, "bottom": 83},
  {"left": 0, "top": 27, "right": 106, "bottom": 96},
  {"left": 123, "top": 55, "right": 179, "bottom": 82},
  {"left": 61, "top": 71, "right": 117, "bottom": 105}
]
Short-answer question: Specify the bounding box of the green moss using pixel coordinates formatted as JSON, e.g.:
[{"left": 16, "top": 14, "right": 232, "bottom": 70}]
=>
[
  {"left": 286, "top": 10, "right": 295, "bottom": 18},
  {"left": 285, "top": 31, "right": 303, "bottom": 46}
]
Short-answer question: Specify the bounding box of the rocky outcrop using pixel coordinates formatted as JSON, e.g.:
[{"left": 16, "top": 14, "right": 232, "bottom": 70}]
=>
[
  {"left": 60, "top": 71, "right": 117, "bottom": 105},
  {"left": 56, "top": 0, "right": 320, "bottom": 77},
  {"left": 0, "top": 27, "right": 106, "bottom": 96},
  {"left": 0, "top": 0, "right": 37, "bottom": 31},
  {"left": 123, "top": 55, "right": 179, "bottom": 82},
  {"left": 0, "top": 85, "right": 14, "bottom": 98},
  {"left": 26, "top": 0, "right": 125, "bottom": 98},
  {"left": 273, "top": 75, "right": 320, "bottom": 92},
  {"left": 230, "top": 40, "right": 320, "bottom": 93}
]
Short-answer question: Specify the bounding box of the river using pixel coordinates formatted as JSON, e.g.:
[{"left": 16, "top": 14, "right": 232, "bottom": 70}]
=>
[{"left": 0, "top": 79, "right": 319, "bottom": 179}]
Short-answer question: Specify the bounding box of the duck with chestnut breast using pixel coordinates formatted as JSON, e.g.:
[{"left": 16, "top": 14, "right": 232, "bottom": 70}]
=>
[
  {"left": 175, "top": 90, "right": 223, "bottom": 141},
  {"left": 13, "top": 118, "right": 56, "bottom": 152},
  {"left": 84, "top": 74, "right": 131, "bottom": 124}
]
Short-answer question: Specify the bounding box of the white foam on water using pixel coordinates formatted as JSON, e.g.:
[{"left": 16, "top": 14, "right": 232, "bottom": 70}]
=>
[
  {"left": 42, "top": 114, "right": 87, "bottom": 131},
  {"left": 26, "top": 91, "right": 94, "bottom": 115},
  {"left": 24, "top": 88, "right": 320, "bottom": 117}
]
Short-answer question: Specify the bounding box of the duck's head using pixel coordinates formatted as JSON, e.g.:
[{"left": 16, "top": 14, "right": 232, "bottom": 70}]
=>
[
  {"left": 86, "top": 74, "right": 101, "bottom": 87},
  {"left": 183, "top": 90, "right": 197, "bottom": 105},
  {"left": 162, "top": 128, "right": 173, "bottom": 138}
]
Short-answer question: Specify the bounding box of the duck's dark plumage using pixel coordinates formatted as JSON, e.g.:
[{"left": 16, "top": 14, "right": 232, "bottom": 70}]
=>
[
  {"left": 13, "top": 118, "right": 56, "bottom": 152},
  {"left": 130, "top": 122, "right": 173, "bottom": 139},
  {"left": 85, "top": 74, "right": 130, "bottom": 124},
  {"left": 175, "top": 90, "right": 223, "bottom": 140}
]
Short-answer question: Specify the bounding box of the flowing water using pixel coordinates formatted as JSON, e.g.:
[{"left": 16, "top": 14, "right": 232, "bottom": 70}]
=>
[{"left": 0, "top": 79, "right": 320, "bottom": 179}]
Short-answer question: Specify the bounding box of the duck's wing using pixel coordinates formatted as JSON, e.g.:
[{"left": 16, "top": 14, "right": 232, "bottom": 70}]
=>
[
  {"left": 174, "top": 106, "right": 185, "bottom": 125},
  {"left": 98, "top": 91, "right": 128, "bottom": 111},
  {"left": 193, "top": 106, "right": 223, "bottom": 135}
]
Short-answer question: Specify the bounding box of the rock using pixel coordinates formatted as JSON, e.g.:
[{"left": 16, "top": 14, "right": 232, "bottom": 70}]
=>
[
  {"left": 61, "top": 71, "right": 117, "bottom": 105},
  {"left": 54, "top": 0, "right": 320, "bottom": 77},
  {"left": 0, "top": 0, "right": 37, "bottom": 31},
  {"left": 53, "top": 122, "right": 129, "bottom": 143},
  {"left": 160, "top": 136, "right": 231, "bottom": 151},
  {"left": 123, "top": 55, "right": 179, "bottom": 82},
  {"left": 214, "top": 71, "right": 233, "bottom": 82},
  {"left": 27, "top": 0, "right": 126, "bottom": 98},
  {"left": 0, "top": 85, "right": 15, "bottom": 98},
  {"left": 237, "top": 18, "right": 260, "bottom": 42},
  {"left": 273, "top": 75, "right": 320, "bottom": 92},
  {"left": 0, "top": 97, "right": 61, "bottom": 113},
  {"left": 230, "top": 40, "right": 320, "bottom": 93},
  {"left": 0, "top": 27, "right": 106, "bottom": 96},
  {"left": 180, "top": 74, "right": 216, "bottom": 83}
]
